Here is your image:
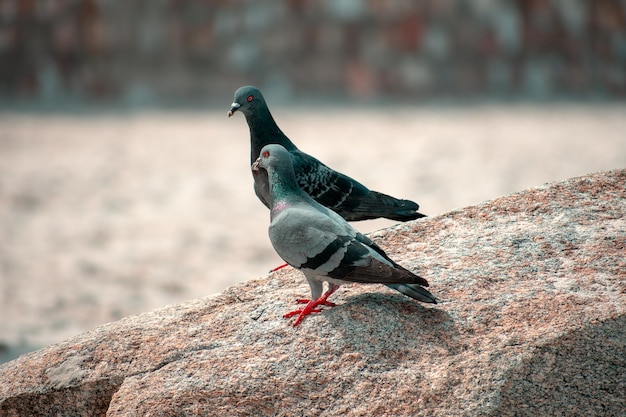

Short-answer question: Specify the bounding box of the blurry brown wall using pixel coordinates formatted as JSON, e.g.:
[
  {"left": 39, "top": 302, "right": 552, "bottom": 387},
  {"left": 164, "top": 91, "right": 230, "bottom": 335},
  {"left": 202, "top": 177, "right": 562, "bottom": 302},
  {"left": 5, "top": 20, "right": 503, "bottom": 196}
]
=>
[{"left": 0, "top": 0, "right": 624, "bottom": 105}]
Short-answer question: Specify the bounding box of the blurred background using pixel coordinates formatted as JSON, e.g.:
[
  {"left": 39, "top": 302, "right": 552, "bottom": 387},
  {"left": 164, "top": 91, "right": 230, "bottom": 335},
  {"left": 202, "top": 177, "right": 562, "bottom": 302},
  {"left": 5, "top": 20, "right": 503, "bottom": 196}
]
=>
[
  {"left": 1, "top": 0, "right": 625, "bottom": 363},
  {"left": 1, "top": 0, "right": 625, "bottom": 104}
]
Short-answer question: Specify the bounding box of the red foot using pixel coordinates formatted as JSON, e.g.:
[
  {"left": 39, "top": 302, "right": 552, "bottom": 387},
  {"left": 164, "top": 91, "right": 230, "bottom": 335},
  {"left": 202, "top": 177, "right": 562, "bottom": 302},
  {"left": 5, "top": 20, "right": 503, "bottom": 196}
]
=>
[
  {"left": 295, "top": 298, "right": 335, "bottom": 307},
  {"left": 269, "top": 263, "right": 289, "bottom": 273},
  {"left": 284, "top": 285, "right": 340, "bottom": 327},
  {"left": 284, "top": 306, "right": 323, "bottom": 319}
]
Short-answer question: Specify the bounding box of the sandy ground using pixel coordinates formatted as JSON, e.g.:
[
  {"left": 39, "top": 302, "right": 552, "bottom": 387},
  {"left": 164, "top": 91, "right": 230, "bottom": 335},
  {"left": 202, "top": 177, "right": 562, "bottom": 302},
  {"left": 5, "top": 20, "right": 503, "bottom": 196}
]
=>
[{"left": 1, "top": 104, "right": 625, "bottom": 362}]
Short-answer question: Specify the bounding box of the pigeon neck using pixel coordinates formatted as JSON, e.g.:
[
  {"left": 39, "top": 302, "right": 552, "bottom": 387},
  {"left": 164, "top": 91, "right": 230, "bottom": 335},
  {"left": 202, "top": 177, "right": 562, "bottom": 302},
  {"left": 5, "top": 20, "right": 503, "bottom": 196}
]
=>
[
  {"left": 246, "top": 106, "right": 297, "bottom": 163},
  {"left": 267, "top": 163, "right": 308, "bottom": 213}
]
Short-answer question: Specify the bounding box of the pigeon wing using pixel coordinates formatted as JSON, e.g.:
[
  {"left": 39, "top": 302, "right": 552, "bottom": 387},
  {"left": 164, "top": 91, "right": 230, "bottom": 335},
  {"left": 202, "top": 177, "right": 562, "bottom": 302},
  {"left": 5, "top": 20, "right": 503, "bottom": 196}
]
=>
[
  {"left": 291, "top": 150, "right": 368, "bottom": 213},
  {"left": 269, "top": 204, "right": 430, "bottom": 286},
  {"left": 268, "top": 207, "right": 355, "bottom": 269},
  {"left": 325, "top": 240, "right": 429, "bottom": 285},
  {"left": 291, "top": 150, "right": 424, "bottom": 221},
  {"left": 324, "top": 226, "right": 437, "bottom": 302}
]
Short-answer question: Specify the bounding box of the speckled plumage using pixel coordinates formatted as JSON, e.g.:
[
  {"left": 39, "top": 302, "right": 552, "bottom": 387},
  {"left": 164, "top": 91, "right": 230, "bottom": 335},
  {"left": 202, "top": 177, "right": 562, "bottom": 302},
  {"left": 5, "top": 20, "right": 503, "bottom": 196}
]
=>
[
  {"left": 253, "top": 144, "right": 437, "bottom": 326},
  {"left": 229, "top": 85, "right": 426, "bottom": 222}
]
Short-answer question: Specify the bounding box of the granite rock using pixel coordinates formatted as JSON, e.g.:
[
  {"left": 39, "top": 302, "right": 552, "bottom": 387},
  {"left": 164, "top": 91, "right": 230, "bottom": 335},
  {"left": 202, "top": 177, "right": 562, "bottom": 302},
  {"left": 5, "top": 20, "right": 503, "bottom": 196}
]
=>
[{"left": 1, "top": 169, "right": 624, "bottom": 417}]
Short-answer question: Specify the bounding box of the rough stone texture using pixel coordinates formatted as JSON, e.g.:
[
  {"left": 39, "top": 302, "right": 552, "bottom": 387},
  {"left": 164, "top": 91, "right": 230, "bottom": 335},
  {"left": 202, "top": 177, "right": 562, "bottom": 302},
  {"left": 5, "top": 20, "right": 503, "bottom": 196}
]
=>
[{"left": 1, "top": 169, "right": 624, "bottom": 417}]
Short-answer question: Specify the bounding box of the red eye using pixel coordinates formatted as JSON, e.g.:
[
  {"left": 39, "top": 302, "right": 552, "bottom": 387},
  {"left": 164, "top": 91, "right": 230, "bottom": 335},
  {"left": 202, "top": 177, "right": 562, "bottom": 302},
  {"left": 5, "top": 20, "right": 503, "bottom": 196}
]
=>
[
  {"left": 247, "top": 95, "right": 253, "bottom": 102},
  {"left": 262, "top": 150, "right": 269, "bottom": 157}
]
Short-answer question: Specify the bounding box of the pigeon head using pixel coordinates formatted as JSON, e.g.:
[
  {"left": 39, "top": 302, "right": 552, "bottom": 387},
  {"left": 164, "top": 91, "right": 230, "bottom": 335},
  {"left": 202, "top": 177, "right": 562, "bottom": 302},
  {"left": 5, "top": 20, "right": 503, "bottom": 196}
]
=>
[
  {"left": 228, "top": 86, "right": 296, "bottom": 162},
  {"left": 227, "top": 86, "right": 266, "bottom": 118},
  {"left": 253, "top": 144, "right": 307, "bottom": 211},
  {"left": 254, "top": 143, "right": 291, "bottom": 172},
  {"left": 253, "top": 144, "right": 302, "bottom": 193}
]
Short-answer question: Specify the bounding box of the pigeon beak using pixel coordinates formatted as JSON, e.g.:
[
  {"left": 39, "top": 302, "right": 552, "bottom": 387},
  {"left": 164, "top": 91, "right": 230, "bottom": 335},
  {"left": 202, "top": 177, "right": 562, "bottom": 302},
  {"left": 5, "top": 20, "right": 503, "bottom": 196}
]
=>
[
  {"left": 227, "top": 102, "right": 240, "bottom": 117},
  {"left": 251, "top": 159, "right": 260, "bottom": 172}
]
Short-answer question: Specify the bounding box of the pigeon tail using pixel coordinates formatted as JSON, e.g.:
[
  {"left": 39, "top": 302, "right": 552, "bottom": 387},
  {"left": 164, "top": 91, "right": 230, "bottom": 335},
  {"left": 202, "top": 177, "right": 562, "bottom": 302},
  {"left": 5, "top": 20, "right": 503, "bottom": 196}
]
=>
[
  {"left": 386, "top": 283, "right": 438, "bottom": 304},
  {"left": 339, "top": 190, "right": 427, "bottom": 222}
]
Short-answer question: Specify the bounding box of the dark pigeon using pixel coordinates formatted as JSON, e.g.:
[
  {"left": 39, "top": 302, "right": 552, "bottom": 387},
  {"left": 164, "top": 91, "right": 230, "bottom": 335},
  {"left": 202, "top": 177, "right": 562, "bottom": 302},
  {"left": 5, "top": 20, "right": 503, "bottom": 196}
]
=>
[
  {"left": 228, "top": 85, "right": 426, "bottom": 222},
  {"left": 253, "top": 144, "right": 437, "bottom": 326}
]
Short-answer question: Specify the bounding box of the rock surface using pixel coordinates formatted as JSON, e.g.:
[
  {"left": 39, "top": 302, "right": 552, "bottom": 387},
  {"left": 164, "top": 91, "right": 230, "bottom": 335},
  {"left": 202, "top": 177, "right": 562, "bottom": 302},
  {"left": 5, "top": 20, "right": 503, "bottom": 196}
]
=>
[
  {"left": 2, "top": 107, "right": 625, "bottom": 359},
  {"left": 1, "top": 169, "right": 624, "bottom": 417}
]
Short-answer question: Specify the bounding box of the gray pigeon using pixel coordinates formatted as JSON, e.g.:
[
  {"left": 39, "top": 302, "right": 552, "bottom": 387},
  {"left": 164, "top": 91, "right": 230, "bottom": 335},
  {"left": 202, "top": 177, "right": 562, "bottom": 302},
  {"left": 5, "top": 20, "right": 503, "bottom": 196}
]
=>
[
  {"left": 229, "top": 85, "right": 426, "bottom": 222},
  {"left": 253, "top": 144, "right": 437, "bottom": 326}
]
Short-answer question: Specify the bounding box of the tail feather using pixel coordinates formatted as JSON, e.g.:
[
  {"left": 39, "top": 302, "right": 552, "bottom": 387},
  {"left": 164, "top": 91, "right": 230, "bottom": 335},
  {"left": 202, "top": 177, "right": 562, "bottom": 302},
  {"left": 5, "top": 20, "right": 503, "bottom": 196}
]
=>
[
  {"left": 386, "top": 283, "right": 438, "bottom": 304},
  {"left": 341, "top": 191, "right": 427, "bottom": 222}
]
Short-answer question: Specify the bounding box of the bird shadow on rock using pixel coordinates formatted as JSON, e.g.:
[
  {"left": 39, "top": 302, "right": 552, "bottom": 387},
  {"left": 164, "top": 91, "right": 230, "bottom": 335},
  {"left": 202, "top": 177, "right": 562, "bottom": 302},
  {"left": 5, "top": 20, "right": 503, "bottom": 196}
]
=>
[{"left": 320, "top": 291, "right": 461, "bottom": 362}]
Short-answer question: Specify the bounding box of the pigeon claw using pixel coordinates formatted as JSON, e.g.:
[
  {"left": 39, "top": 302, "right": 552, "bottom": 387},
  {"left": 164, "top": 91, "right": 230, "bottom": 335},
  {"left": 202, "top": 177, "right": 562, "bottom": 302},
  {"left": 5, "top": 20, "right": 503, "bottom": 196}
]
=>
[
  {"left": 283, "top": 307, "right": 323, "bottom": 319},
  {"left": 284, "top": 285, "right": 340, "bottom": 327},
  {"left": 295, "top": 298, "right": 335, "bottom": 307},
  {"left": 284, "top": 302, "right": 326, "bottom": 327}
]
